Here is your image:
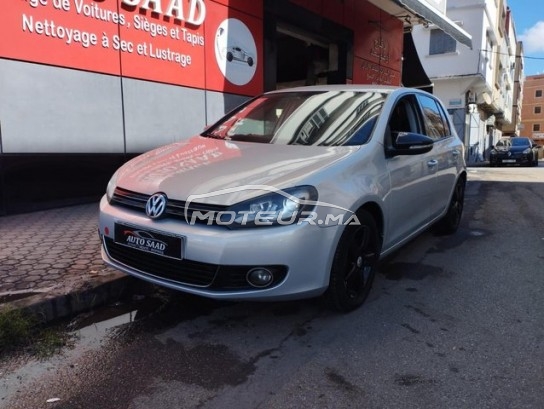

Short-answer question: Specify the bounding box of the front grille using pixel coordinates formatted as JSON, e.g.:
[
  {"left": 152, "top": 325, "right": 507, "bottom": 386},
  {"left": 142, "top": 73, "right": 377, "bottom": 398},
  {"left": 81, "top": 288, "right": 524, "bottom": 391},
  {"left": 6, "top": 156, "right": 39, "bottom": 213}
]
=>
[
  {"left": 104, "top": 237, "right": 217, "bottom": 287},
  {"left": 111, "top": 187, "right": 227, "bottom": 222},
  {"left": 103, "top": 237, "right": 288, "bottom": 290}
]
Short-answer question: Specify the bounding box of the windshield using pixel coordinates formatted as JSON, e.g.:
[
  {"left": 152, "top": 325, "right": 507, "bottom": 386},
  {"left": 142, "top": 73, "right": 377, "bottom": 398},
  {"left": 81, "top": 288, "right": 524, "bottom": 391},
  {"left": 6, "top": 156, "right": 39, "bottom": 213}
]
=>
[
  {"left": 511, "top": 137, "right": 530, "bottom": 146},
  {"left": 203, "top": 91, "right": 387, "bottom": 146}
]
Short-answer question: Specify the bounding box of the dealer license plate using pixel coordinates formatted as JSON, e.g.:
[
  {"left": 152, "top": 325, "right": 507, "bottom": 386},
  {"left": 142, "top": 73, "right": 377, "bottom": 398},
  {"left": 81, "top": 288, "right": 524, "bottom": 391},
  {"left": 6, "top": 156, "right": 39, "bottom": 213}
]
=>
[
  {"left": 114, "top": 223, "right": 184, "bottom": 260},
  {"left": 502, "top": 159, "right": 516, "bottom": 163}
]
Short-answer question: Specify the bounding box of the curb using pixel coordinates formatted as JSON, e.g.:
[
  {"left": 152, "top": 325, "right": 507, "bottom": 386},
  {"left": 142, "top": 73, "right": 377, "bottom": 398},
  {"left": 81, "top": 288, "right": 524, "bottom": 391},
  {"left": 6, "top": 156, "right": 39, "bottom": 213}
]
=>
[{"left": 1, "top": 272, "right": 135, "bottom": 324}]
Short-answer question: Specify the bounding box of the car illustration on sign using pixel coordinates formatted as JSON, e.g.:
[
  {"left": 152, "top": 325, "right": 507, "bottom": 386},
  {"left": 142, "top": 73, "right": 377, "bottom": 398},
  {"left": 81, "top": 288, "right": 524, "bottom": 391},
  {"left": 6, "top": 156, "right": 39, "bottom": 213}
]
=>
[
  {"left": 226, "top": 46, "right": 254, "bottom": 66},
  {"left": 214, "top": 19, "right": 258, "bottom": 86}
]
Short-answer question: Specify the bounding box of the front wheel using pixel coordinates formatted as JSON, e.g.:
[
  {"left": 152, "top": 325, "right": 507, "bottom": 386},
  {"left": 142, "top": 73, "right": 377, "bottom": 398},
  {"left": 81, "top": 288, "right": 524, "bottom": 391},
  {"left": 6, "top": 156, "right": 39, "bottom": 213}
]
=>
[{"left": 325, "top": 210, "right": 381, "bottom": 313}]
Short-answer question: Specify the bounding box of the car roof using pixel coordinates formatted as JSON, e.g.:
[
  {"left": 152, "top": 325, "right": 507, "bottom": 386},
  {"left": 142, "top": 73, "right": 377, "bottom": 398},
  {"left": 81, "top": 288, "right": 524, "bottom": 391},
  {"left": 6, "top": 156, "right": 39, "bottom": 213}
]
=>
[{"left": 265, "top": 84, "right": 422, "bottom": 95}]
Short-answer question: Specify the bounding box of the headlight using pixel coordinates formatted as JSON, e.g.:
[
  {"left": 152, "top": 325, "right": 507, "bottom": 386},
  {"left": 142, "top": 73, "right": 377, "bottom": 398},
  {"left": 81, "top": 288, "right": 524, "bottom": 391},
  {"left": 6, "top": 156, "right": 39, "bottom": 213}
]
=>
[
  {"left": 106, "top": 170, "right": 120, "bottom": 203},
  {"left": 523, "top": 148, "right": 531, "bottom": 154},
  {"left": 491, "top": 149, "right": 497, "bottom": 154},
  {"left": 220, "top": 186, "right": 318, "bottom": 228}
]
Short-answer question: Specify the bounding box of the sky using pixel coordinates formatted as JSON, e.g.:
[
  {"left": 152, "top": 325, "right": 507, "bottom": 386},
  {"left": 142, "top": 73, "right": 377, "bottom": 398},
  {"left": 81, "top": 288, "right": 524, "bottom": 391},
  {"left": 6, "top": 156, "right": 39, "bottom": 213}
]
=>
[{"left": 507, "top": 0, "right": 544, "bottom": 75}]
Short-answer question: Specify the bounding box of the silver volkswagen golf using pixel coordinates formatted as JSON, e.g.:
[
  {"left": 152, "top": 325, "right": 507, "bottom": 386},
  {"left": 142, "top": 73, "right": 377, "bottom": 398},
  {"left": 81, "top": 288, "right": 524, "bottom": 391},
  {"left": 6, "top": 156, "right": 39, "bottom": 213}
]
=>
[{"left": 99, "top": 85, "right": 466, "bottom": 312}]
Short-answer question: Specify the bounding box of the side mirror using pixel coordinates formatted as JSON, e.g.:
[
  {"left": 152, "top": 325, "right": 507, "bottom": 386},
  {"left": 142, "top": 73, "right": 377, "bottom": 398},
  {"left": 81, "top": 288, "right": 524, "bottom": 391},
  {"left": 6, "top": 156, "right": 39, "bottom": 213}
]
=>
[{"left": 387, "top": 132, "right": 434, "bottom": 156}]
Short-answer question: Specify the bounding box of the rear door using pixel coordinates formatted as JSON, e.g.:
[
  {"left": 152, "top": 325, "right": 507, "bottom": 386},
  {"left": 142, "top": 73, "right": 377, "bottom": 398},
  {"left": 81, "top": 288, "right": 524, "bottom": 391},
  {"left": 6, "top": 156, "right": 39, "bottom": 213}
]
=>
[{"left": 415, "top": 93, "right": 462, "bottom": 221}]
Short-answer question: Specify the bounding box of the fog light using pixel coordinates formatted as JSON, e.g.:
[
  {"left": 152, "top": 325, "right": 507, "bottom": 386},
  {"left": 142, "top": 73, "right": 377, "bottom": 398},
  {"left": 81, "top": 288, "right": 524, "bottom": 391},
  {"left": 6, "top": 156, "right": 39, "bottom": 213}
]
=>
[{"left": 247, "top": 268, "right": 274, "bottom": 288}]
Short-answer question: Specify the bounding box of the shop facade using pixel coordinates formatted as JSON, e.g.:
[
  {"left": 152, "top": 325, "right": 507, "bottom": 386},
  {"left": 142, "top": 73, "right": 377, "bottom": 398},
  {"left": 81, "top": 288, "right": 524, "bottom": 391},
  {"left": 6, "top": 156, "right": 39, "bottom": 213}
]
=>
[{"left": 0, "top": 0, "right": 470, "bottom": 215}]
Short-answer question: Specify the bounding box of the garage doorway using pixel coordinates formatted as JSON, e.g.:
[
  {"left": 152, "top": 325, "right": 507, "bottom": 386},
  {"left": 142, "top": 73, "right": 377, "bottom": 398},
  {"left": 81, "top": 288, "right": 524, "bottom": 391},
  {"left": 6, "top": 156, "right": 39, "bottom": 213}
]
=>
[
  {"left": 275, "top": 24, "right": 337, "bottom": 89},
  {"left": 263, "top": 0, "right": 351, "bottom": 92}
]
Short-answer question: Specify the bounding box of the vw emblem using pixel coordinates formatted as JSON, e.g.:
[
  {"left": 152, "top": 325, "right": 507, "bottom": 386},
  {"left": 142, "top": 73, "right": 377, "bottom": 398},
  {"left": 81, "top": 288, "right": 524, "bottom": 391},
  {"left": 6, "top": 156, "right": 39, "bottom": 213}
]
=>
[{"left": 146, "top": 193, "right": 167, "bottom": 219}]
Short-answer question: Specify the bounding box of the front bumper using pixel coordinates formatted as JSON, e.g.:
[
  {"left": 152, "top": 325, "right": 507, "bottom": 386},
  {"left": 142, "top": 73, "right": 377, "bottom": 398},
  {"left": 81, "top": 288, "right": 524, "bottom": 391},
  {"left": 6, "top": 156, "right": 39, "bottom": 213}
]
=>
[
  {"left": 490, "top": 153, "right": 531, "bottom": 165},
  {"left": 98, "top": 195, "right": 341, "bottom": 301}
]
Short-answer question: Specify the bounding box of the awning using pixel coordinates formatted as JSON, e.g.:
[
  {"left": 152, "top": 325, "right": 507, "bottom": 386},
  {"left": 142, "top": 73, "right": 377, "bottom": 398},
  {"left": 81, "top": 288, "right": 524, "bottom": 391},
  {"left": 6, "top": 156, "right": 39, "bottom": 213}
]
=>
[
  {"left": 402, "top": 32, "right": 433, "bottom": 92},
  {"left": 391, "top": 0, "right": 473, "bottom": 49}
]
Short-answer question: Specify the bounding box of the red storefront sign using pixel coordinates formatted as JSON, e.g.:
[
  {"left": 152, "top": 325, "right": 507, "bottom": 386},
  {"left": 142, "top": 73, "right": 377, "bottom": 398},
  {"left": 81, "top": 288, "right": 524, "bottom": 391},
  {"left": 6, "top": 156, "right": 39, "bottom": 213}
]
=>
[{"left": 0, "top": 0, "right": 263, "bottom": 95}]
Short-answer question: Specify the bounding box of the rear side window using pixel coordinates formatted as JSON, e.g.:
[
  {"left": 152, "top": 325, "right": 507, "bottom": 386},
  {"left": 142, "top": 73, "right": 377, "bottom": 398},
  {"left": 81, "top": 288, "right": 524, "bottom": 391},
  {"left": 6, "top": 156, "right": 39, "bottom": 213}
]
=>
[{"left": 417, "top": 95, "right": 452, "bottom": 140}]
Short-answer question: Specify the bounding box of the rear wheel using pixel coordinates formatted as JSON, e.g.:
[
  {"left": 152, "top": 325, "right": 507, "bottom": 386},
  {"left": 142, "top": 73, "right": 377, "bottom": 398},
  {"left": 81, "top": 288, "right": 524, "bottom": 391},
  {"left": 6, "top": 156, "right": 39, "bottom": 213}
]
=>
[
  {"left": 434, "top": 177, "right": 465, "bottom": 235},
  {"left": 325, "top": 210, "right": 381, "bottom": 313}
]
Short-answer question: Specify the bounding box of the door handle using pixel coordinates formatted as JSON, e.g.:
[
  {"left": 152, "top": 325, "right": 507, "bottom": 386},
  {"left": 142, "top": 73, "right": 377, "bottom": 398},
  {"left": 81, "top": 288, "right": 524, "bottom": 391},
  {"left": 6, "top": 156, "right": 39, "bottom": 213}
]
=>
[{"left": 427, "top": 159, "right": 438, "bottom": 167}]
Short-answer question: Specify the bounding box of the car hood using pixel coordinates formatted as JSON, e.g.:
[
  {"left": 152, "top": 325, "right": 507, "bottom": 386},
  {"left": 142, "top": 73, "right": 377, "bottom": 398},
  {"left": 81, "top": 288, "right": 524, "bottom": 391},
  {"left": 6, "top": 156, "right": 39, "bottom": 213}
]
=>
[
  {"left": 115, "top": 136, "right": 358, "bottom": 205},
  {"left": 508, "top": 145, "right": 530, "bottom": 153},
  {"left": 494, "top": 145, "right": 529, "bottom": 154}
]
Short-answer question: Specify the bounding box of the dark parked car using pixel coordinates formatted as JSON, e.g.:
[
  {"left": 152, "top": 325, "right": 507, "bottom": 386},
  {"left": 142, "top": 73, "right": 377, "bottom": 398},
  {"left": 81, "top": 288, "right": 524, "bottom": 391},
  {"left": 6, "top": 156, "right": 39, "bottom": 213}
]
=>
[{"left": 489, "top": 136, "right": 539, "bottom": 167}]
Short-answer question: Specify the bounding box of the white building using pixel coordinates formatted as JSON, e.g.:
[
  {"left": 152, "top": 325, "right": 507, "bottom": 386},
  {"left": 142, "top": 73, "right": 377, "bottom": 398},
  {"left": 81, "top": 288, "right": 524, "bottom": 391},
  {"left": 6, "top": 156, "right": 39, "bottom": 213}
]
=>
[{"left": 412, "top": 0, "right": 520, "bottom": 164}]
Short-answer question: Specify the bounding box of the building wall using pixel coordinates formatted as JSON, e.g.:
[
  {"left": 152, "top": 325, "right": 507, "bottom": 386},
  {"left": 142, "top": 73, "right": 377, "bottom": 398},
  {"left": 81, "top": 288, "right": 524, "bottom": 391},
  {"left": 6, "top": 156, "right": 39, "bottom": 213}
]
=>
[
  {"left": 412, "top": 0, "right": 520, "bottom": 164},
  {"left": 0, "top": 0, "right": 265, "bottom": 214},
  {"left": 0, "top": 0, "right": 403, "bottom": 157},
  {"left": 0, "top": 0, "right": 265, "bottom": 155},
  {"left": 412, "top": 1, "right": 486, "bottom": 82},
  {"left": 502, "top": 40, "right": 524, "bottom": 136},
  {"left": 0, "top": 0, "right": 404, "bottom": 214},
  {"left": 520, "top": 75, "right": 544, "bottom": 142},
  {"left": 288, "top": 0, "right": 403, "bottom": 85}
]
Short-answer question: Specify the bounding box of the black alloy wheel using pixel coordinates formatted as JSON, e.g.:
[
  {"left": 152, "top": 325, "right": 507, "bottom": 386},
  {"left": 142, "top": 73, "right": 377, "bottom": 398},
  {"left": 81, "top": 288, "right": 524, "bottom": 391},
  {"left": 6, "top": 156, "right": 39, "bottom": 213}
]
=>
[
  {"left": 434, "top": 177, "right": 466, "bottom": 235},
  {"left": 326, "top": 210, "right": 381, "bottom": 312}
]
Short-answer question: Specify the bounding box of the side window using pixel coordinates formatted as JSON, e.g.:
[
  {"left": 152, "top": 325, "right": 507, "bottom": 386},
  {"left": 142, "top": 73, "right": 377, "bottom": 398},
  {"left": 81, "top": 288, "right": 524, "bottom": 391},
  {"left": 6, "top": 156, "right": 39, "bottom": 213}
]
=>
[
  {"left": 386, "top": 95, "right": 421, "bottom": 148},
  {"left": 438, "top": 103, "right": 452, "bottom": 136},
  {"left": 388, "top": 97, "right": 420, "bottom": 133},
  {"left": 416, "top": 95, "right": 450, "bottom": 140}
]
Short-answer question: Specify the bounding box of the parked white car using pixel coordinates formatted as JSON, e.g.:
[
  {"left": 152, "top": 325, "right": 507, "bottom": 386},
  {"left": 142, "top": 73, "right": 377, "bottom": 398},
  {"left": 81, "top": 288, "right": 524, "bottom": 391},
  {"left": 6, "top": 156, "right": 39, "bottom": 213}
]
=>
[{"left": 99, "top": 85, "right": 466, "bottom": 312}]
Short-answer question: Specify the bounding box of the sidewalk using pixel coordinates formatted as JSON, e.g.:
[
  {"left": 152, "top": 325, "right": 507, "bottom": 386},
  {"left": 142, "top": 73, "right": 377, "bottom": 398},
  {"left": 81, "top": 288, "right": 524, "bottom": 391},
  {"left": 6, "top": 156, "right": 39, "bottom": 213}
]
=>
[{"left": 0, "top": 203, "right": 133, "bottom": 323}]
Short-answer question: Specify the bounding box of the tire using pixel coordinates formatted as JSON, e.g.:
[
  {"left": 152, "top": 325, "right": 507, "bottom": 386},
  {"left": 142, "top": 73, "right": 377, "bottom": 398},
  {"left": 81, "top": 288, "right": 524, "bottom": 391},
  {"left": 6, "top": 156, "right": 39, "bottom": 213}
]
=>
[
  {"left": 226, "top": 52, "right": 233, "bottom": 62},
  {"left": 325, "top": 210, "right": 381, "bottom": 313},
  {"left": 247, "top": 57, "right": 254, "bottom": 67},
  {"left": 434, "top": 177, "right": 465, "bottom": 235}
]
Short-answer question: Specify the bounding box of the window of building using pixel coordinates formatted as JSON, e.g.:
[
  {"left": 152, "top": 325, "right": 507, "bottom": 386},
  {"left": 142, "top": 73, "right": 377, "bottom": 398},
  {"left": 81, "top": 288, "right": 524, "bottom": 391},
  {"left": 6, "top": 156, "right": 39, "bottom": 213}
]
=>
[
  {"left": 485, "top": 33, "right": 495, "bottom": 70},
  {"left": 535, "top": 106, "right": 542, "bottom": 114},
  {"left": 429, "top": 29, "right": 456, "bottom": 55},
  {"left": 533, "top": 124, "right": 540, "bottom": 132},
  {"left": 536, "top": 90, "right": 542, "bottom": 98}
]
